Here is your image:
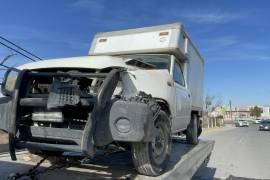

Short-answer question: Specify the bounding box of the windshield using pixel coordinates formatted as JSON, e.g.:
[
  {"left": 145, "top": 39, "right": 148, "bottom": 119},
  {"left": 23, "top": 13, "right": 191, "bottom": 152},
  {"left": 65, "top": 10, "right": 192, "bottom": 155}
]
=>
[{"left": 122, "top": 54, "right": 171, "bottom": 70}]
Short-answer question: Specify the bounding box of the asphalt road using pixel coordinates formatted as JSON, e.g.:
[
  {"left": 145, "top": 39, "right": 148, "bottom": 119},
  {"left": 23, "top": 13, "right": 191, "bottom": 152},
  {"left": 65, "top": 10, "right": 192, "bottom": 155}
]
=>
[{"left": 193, "top": 124, "right": 270, "bottom": 180}]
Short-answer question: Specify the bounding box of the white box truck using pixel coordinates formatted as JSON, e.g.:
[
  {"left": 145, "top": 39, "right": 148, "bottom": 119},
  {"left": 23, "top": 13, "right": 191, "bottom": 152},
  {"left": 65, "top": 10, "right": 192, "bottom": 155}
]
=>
[{"left": 0, "top": 23, "right": 204, "bottom": 176}]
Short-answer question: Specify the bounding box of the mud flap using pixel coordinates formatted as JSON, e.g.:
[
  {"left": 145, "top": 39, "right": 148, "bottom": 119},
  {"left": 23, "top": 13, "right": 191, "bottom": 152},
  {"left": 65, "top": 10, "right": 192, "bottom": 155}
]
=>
[
  {"left": 81, "top": 69, "right": 121, "bottom": 156},
  {"left": 0, "top": 96, "right": 12, "bottom": 133}
]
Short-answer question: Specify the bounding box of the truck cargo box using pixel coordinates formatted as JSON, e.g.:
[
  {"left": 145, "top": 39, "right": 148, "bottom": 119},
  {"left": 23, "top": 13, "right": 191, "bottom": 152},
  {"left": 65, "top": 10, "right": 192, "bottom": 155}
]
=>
[{"left": 89, "top": 23, "right": 204, "bottom": 110}]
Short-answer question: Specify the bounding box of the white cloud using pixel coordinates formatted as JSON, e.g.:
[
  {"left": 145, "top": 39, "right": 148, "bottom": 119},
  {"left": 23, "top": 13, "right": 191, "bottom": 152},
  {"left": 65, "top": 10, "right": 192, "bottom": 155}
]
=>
[
  {"left": 201, "top": 36, "right": 269, "bottom": 57},
  {"left": 207, "top": 53, "right": 270, "bottom": 63},
  {"left": 163, "top": 9, "right": 247, "bottom": 24},
  {"left": 238, "top": 43, "right": 268, "bottom": 50},
  {"left": 183, "top": 11, "right": 245, "bottom": 24},
  {"left": 68, "top": 0, "right": 105, "bottom": 13},
  {"left": 204, "top": 36, "right": 238, "bottom": 47}
]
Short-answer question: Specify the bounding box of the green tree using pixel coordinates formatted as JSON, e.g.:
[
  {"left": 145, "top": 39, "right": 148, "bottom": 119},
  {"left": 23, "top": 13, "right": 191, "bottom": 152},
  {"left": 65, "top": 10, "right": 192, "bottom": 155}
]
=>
[{"left": 250, "top": 106, "right": 262, "bottom": 117}]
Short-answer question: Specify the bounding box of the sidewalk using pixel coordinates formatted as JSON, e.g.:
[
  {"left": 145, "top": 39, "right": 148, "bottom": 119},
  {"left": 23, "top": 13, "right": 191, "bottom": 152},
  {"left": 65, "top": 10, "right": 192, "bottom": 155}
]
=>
[
  {"left": 202, "top": 125, "right": 235, "bottom": 135},
  {"left": 0, "top": 131, "right": 8, "bottom": 145},
  {"left": 0, "top": 131, "right": 8, "bottom": 153}
]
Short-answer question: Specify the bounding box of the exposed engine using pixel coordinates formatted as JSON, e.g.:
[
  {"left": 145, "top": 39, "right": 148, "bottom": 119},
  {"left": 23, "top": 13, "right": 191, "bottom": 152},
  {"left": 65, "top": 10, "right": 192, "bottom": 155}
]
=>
[{"left": 19, "top": 68, "right": 117, "bottom": 131}]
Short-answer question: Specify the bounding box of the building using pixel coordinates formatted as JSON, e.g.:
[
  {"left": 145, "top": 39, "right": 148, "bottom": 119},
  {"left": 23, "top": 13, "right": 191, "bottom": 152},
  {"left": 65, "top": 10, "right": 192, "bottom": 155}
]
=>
[
  {"left": 225, "top": 107, "right": 250, "bottom": 119},
  {"left": 224, "top": 106, "right": 270, "bottom": 120},
  {"left": 261, "top": 106, "right": 270, "bottom": 119}
]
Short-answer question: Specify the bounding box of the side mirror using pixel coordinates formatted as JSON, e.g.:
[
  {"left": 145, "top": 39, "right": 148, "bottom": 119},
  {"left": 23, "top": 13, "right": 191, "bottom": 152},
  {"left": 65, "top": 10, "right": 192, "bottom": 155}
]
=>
[{"left": 1, "top": 68, "right": 20, "bottom": 96}]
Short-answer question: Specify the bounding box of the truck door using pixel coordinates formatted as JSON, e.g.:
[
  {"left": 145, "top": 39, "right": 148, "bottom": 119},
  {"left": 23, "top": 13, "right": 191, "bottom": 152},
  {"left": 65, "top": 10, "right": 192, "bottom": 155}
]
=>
[
  {"left": 0, "top": 96, "right": 12, "bottom": 133},
  {"left": 172, "top": 61, "right": 191, "bottom": 131}
]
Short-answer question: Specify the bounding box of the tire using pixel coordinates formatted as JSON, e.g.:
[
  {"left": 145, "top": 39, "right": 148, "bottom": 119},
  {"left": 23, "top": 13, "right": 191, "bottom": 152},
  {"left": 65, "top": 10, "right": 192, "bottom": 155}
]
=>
[
  {"left": 131, "top": 111, "right": 171, "bottom": 176},
  {"left": 186, "top": 113, "right": 199, "bottom": 145},
  {"left": 198, "top": 119, "right": 202, "bottom": 137}
]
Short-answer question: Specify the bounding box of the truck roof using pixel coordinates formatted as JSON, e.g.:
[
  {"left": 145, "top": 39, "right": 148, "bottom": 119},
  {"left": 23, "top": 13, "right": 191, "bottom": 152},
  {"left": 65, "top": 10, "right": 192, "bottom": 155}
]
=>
[{"left": 89, "top": 23, "right": 204, "bottom": 64}]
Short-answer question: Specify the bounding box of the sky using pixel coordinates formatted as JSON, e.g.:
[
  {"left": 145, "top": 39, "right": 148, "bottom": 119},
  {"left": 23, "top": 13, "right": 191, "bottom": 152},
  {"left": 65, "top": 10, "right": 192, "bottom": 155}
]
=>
[{"left": 0, "top": 0, "right": 270, "bottom": 106}]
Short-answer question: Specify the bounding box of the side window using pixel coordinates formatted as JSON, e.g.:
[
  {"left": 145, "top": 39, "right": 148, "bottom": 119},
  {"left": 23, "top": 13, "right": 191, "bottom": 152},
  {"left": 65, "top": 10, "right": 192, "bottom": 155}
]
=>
[{"left": 173, "top": 62, "right": 185, "bottom": 86}]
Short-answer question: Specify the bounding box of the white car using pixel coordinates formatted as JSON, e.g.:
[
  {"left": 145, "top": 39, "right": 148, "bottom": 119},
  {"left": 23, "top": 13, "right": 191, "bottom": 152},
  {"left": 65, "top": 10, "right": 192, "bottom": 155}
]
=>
[
  {"left": 253, "top": 119, "right": 261, "bottom": 124},
  {"left": 0, "top": 23, "right": 204, "bottom": 176},
  {"left": 235, "top": 120, "right": 249, "bottom": 127}
]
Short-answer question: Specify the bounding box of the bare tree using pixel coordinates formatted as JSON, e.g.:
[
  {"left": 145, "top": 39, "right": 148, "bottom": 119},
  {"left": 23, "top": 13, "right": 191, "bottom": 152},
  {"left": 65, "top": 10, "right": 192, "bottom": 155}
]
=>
[
  {"left": 205, "top": 95, "right": 222, "bottom": 113},
  {"left": 204, "top": 95, "right": 223, "bottom": 128}
]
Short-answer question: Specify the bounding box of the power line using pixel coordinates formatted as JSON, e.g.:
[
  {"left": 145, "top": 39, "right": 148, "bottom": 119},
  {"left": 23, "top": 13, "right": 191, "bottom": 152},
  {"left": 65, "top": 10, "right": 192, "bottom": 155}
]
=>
[
  {"left": 0, "top": 63, "right": 9, "bottom": 69},
  {"left": 0, "top": 36, "right": 42, "bottom": 60},
  {"left": 0, "top": 41, "right": 37, "bottom": 62}
]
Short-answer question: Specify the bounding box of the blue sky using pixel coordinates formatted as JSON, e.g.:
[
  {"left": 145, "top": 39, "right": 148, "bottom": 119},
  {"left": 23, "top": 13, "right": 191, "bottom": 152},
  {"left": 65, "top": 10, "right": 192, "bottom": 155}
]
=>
[{"left": 0, "top": 0, "right": 270, "bottom": 106}]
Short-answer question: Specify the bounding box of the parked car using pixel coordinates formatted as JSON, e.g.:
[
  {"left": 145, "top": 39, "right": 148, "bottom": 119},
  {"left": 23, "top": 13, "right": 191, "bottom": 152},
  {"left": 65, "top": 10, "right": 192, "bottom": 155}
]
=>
[
  {"left": 259, "top": 120, "right": 270, "bottom": 131},
  {"left": 253, "top": 119, "right": 261, "bottom": 124},
  {"left": 0, "top": 23, "right": 204, "bottom": 176},
  {"left": 235, "top": 119, "right": 249, "bottom": 127}
]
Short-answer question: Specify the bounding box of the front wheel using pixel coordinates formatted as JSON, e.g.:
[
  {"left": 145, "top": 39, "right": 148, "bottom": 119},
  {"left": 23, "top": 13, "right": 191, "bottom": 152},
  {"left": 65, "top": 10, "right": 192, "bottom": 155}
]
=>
[
  {"left": 186, "top": 113, "right": 199, "bottom": 145},
  {"left": 131, "top": 111, "right": 171, "bottom": 176}
]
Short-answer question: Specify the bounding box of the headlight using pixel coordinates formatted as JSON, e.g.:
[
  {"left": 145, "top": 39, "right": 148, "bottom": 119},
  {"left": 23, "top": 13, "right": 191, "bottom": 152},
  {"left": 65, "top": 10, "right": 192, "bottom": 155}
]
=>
[{"left": 115, "top": 117, "right": 131, "bottom": 133}]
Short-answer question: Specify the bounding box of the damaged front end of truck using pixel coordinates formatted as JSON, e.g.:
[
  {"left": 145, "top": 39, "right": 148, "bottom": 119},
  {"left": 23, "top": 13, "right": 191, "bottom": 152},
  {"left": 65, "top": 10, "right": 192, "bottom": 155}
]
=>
[{"left": 0, "top": 67, "right": 160, "bottom": 161}]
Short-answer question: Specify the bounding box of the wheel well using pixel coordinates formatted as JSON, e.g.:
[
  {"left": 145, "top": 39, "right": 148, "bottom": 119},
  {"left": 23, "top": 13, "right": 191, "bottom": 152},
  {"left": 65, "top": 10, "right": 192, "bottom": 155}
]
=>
[{"left": 155, "top": 99, "right": 171, "bottom": 116}]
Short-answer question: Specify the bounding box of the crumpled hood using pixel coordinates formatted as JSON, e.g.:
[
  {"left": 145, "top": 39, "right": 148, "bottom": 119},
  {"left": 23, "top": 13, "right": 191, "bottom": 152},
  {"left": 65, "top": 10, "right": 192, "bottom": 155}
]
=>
[{"left": 18, "top": 55, "right": 130, "bottom": 70}]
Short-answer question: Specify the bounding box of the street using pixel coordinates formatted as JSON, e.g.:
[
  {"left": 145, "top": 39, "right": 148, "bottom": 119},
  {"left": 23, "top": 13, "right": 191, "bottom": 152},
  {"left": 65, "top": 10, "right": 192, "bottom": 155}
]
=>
[
  {"left": 194, "top": 125, "right": 270, "bottom": 180},
  {"left": 1, "top": 125, "right": 270, "bottom": 179}
]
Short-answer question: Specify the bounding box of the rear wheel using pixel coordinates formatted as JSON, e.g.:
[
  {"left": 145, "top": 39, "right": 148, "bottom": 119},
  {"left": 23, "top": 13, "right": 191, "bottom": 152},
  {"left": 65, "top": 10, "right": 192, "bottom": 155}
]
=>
[
  {"left": 186, "top": 113, "right": 199, "bottom": 145},
  {"left": 131, "top": 111, "right": 171, "bottom": 176}
]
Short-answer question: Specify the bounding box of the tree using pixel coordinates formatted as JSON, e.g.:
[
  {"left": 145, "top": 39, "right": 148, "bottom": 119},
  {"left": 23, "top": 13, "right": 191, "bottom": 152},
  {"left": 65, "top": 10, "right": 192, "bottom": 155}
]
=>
[
  {"left": 204, "top": 95, "right": 223, "bottom": 128},
  {"left": 250, "top": 106, "right": 262, "bottom": 118},
  {"left": 204, "top": 95, "right": 222, "bottom": 113}
]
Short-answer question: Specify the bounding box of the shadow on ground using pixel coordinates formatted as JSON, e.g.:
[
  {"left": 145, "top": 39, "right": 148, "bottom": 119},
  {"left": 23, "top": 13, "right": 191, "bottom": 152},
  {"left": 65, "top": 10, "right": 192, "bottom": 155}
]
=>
[
  {"left": 0, "top": 139, "right": 198, "bottom": 180},
  {"left": 192, "top": 163, "right": 268, "bottom": 180},
  {"left": 0, "top": 152, "right": 137, "bottom": 180},
  {"left": 192, "top": 163, "right": 216, "bottom": 180}
]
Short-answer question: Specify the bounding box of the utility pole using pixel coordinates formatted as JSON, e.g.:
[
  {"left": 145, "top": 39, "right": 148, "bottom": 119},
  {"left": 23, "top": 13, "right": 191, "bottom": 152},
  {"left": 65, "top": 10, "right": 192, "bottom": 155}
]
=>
[{"left": 229, "top": 100, "right": 232, "bottom": 121}]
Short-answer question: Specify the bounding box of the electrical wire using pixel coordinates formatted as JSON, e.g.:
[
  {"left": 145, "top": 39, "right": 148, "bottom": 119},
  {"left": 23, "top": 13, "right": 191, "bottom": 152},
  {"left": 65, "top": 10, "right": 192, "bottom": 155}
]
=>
[
  {"left": 0, "top": 36, "right": 42, "bottom": 60},
  {"left": 0, "top": 41, "right": 37, "bottom": 62}
]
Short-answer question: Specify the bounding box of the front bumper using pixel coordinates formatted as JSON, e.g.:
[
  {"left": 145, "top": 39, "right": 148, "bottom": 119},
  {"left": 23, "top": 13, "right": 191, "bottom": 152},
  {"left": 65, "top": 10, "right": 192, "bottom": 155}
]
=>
[
  {"left": 16, "top": 99, "right": 156, "bottom": 153},
  {"left": 9, "top": 69, "right": 156, "bottom": 159}
]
